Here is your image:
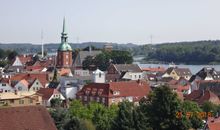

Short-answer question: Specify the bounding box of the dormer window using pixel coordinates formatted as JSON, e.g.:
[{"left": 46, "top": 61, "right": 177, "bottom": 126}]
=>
[
  {"left": 85, "top": 90, "right": 90, "bottom": 95},
  {"left": 113, "top": 91, "right": 120, "bottom": 95}
]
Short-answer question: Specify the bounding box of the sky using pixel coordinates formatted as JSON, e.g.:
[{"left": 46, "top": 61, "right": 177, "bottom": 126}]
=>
[{"left": 0, "top": 0, "right": 220, "bottom": 44}]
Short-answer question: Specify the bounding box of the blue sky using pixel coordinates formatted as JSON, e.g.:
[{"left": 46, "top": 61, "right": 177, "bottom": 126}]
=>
[{"left": 0, "top": 0, "right": 220, "bottom": 44}]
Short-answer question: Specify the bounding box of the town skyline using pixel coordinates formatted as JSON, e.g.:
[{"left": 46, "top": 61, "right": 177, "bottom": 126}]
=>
[{"left": 1, "top": 0, "right": 220, "bottom": 44}]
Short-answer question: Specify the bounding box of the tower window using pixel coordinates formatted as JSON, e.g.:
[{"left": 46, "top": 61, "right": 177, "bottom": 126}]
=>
[{"left": 66, "top": 55, "right": 69, "bottom": 59}]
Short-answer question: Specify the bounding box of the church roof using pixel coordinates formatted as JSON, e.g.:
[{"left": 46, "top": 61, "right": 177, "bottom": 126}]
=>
[
  {"left": 58, "top": 43, "right": 72, "bottom": 51},
  {"left": 58, "top": 17, "right": 72, "bottom": 51}
]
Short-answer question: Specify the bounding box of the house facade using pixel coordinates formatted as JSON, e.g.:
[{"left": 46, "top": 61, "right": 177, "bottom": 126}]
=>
[
  {"left": 106, "top": 64, "right": 143, "bottom": 82},
  {"left": 0, "top": 91, "right": 42, "bottom": 107},
  {"left": 162, "top": 67, "right": 192, "bottom": 80},
  {"left": 37, "top": 88, "right": 65, "bottom": 107},
  {"left": 76, "top": 80, "right": 151, "bottom": 106}
]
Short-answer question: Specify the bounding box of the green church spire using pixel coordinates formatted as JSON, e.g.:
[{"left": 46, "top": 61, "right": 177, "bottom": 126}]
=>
[
  {"left": 58, "top": 17, "right": 72, "bottom": 51},
  {"left": 62, "top": 17, "right": 67, "bottom": 34}
]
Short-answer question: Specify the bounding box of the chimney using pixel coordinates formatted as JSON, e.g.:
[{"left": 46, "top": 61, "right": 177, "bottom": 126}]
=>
[
  {"left": 137, "top": 79, "right": 142, "bottom": 85},
  {"left": 14, "top": 90, "right": 17, "bottom": 95},
  {"left": 202, "top": 89, "right": 205, "bottom": 96}
]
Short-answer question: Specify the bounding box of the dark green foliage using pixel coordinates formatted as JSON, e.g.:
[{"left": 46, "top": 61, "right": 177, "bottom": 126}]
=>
[
  {"left": 63, "top": 118, "right": 96, "bottom": 130},
  {"left": 181, "top": 101, "right": 203, "bottom": 129},
  {"left": 82, "top": 56, "right": 96, "bottom": 70},
  {"left": 146, "top": 86, "right": 190, "bottom": 130},
  {"left": 82, "top": 50, "right": 133, "bottom": 71},
  {"left": 201, "top": 101, "right": 218, "bottom": 116},
  {"left": 49, "top": 108, "right": 69, "bottom": 130},
  {"left": 82, "top": 46, "right": 100, "bottom": 51},
  {"left": 134, "top": 41, "right": 220, "bottom": 64},
  {"left": 69, "top": 100, "right": 118, "bottom": 130},
  {"left": 7, "top": 50, "right": 18, "bottom": 61},
  {"left": 50, "top": 98, "right": 62, "bottom": 108},
  {"left": 112, "top": 101, "right": 135, "bottom": 130}
]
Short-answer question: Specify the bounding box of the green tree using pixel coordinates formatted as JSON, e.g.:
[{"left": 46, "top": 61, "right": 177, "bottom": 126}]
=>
[
  {"left": 82, "top": 56, "right": 96, "bottom": 70},
  {"left": 49, "top": 108, "right": 69, "bottom": 130},
  {"left": 69, "top": 99, "right": 89, "bottom": 119},
  {"left": 50, "top": 98, "right": 62, "bottom": 108},
  {"left": 112, "top": 101, "right": 135, "bottom": 130},
  {"left": 181, "top": 101, "right": 203, "bottom": 129},
  {"left": 63, "top": 118, "right": 96, "bottom": 130},
  {"left": 146, "top": 86, "right": 190, "bottom": 130},
  {"left": 201, "top": 101, "right": 218, "bottom": 116},
  {"left": 7, "top": 50, "right": 18, "bottom": 61},
  {"left": 92, "top": 104, "right": 118, "bottom": 130}
]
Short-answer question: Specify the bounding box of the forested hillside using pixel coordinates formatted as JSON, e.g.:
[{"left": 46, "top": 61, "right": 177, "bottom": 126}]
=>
[{"left": 132, "top": 40, "right": 220, "bottom": 64}]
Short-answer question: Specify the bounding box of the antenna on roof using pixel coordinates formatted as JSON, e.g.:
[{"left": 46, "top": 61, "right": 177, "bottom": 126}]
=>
[
  {"left": 150, "top": 34, "right": 153, "bottom": 44},
  {"left": 41, "top": 29, "right": 44, "bottom": 58}
]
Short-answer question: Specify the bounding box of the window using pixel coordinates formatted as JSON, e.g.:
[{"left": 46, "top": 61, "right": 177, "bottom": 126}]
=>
[
  {"left": 33, "top": 87, "right": 35, "bottom": 91},
  {"left": 90, "top": 96, "right": 93, "bottom": 101},
  {"left": 2, "top": 83, "right": 6, "bottom": 86},
  {"left": 10, "top": 99, "right": 14, "bottom": 104},
  {"left": 5, "top": 90, "right": 7, "bottom": 92},
  {"left": 139, "top": 75, "right": 141, "bottom": 78},
  {"left": 113, "top": 91, "right": 120, "bottom": 95},
  {"left": 112, "top": 97, "right": 115, "bottom": 103},
  {"left": 29, "top": 99, "right": 33, "bottom": 104},
  {"left": 66, "top": 61, "right": 68, "bottom": 65},
  {"left": 36, "top": 82, "right": 38, "bottom": 85},
  {"left": 96, "top": 97, "right": 100, "bottom": 102},
  {"left": 66, "top": 55, "right": 69, "bottom": 59},
  {"left": 19, "top": 100, "right": 24, "bottom": 104},
  {"left": 102, "top": 97, "right": 105, "bottom": 103},
  {"left": 84, "top": 96, "right": 88, "bottom": 101},
  {"left": 99, "top": 72, "right": 101, "bottom": 78}
]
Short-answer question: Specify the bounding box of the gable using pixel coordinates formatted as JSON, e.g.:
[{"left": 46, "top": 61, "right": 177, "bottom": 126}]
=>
[
  {"left": 12, "top": 57, "right": 23, "bottom": 66},
  {"left": 29, "top": 79, "right": 43, "bottom": 90}
]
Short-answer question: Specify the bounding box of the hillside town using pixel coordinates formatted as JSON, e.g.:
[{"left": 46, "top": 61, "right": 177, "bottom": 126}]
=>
[{"left": 1, "top": 19, "right": 220, "bottom": 130}]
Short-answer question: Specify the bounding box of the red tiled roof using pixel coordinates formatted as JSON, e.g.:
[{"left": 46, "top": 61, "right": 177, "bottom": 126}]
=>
[
  {"left": 58, "top": 68, "right": 71, "bottom": 76},
  {"left": 18, "top": 55, "right": 33, "bottom": 65},
  {"left": 10, "top": 73, "right": 49, "bottom": 87},
  {"left": 77, "top": 80, "right": 151, "bottom": 100},
  {"left": 0, "top": 106, "right": 57, "bottom": 130},
  {"left": 185, "top": 90, "right": 220, "bottom": 105},
  {"left": 0, "top": 78, "right": 10, "bottom": 84},
  {"left": 19, "top": 79, "right": 29, "bottom": 88},
  {"left": 37, "top": 88, "right": 59, "bottom": 100},
  {"left": 207, "top": 117, "right": 220, "bottom": 130},
  {"left": 167, "top": 78, "right": 190, "bottom": 92}
]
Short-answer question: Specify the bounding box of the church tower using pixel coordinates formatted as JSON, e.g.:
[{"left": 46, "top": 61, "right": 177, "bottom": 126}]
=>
[{"left": 57, "top": 18, "right": 73, "bottom": 68}]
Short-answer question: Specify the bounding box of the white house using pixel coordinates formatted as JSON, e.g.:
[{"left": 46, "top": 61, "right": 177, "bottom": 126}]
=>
[
  {"left": 74, "top": 69, "right": 90, "bottom": 76},
  {"left": 37, "top": 88, "right": 65, "bottom": 107},
  {"left": 122, "top": 72, "right": 143, "bottom": 81},
  {"left": 92, "top": 69, "right": 105, "bottom": 83},
  {"left": 59, "top": 77, "right": 82, "bottom": 99},
  {"left": 12, "top": 56, "right": 23, "bottom": 66},
  {"left": 14, "top": 79, "right": 29, "bottom": 91},
  {"left": 0, "top": 82, "right": 14, "bottom": 93},
  {"left": 28, "top": 79, "right": 44, "bottom": 92}
]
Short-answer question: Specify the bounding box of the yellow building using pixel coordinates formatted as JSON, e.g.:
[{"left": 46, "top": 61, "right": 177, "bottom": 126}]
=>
[{"left": 0, "top": 91, "right": 42, "bottom": 107}]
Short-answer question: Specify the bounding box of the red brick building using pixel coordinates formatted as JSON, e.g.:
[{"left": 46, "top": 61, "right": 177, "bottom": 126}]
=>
[{"left": 76, "top": 80, "right": 151, "bottom": 106}]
